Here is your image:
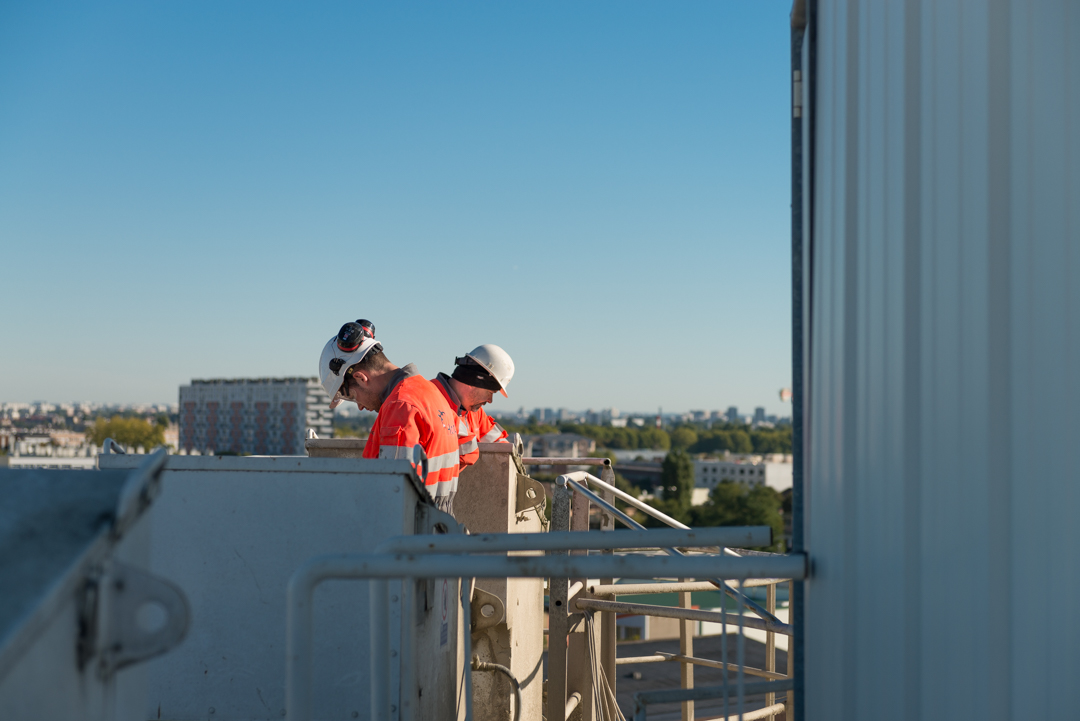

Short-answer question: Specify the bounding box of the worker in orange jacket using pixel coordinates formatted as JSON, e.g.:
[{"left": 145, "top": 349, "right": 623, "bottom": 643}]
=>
[
  {"left": 430, "top": 344, "right": 515, "bottom": 470},
  {"left": 319, "top": 320, "right": 462, "bottom": 514}
]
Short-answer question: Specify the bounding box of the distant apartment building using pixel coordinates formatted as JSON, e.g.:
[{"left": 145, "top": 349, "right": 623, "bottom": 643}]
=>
[
  {"left": 726, "top": 406, "right": 739, "bottom": 423},
  {"left": 753, "top": 407, "right": 767, "bottom": 424},
  {"left": 584, "top": 408, "right": 619, "bottom": 425},
  {"left": 693, "top": 456, "right": 793, "bottom": 493},
  {"left": 521, "top": 433, "right": 596, "bottom": 458},
  {"left": 178, "top": 378, "right": 333, "bottom": 456},
  {"left": 532, "top": 408, "right": 556, "bottom": 423}
]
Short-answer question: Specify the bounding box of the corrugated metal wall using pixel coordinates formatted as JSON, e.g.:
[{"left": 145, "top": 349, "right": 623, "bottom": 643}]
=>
[{"left": 802, "top": 1, "right": 1079, "bottom": 719}]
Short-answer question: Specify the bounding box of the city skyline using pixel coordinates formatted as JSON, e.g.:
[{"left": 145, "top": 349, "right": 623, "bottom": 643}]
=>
[{"left": 0, "top": 398, "right": 790, "bottom": 421}]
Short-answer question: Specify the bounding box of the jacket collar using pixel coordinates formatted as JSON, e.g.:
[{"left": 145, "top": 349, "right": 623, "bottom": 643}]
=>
[
  {"left": 433, "top": 372, "right": 467, "bottom": 415},
  {"left": 381, "top": 363, "right": 420, "bottom": 405}
]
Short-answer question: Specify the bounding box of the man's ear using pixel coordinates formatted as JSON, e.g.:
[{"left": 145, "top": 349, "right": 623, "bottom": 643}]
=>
[{"left": 351, "top": 370, "right": 370, "bottom": 385}]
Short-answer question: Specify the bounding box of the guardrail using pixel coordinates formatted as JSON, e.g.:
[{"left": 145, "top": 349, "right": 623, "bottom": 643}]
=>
[
  {"left": 284, "top": 533, "right": 805, "bottom": 721},
  {"left": 285, "top": 453, "right": 804, "bottom": 721},
  {"left": 541, "top": 461, "right": 797, "bottom": 721}
]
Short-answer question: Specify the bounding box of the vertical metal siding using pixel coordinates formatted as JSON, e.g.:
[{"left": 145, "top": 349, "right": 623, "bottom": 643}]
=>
[{"left": 803, "top": 1, "right": 1079, "bottom": 720}]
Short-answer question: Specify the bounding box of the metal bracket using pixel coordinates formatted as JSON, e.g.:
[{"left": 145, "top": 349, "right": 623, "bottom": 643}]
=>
[
  {"left": 471, "top": 587, "right": 505, "bottom": 631},
  {"left": 516, "top": 474, "right": 546, "bottom": 515},
  {"left": 96, "top": 561, "right": 191, "bottom": 678}
]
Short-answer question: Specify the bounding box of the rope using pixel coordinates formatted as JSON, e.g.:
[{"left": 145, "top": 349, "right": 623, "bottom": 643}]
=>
[{"left": 584, "top": 611, "right": 627, "bottom": 721}]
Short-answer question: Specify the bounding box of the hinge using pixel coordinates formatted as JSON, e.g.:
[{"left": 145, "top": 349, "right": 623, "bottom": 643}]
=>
[
  {"left": 515, "top": 474, "right": 546, "bottom": 515},
  {"left": 93, "top": 561, "right": 191, "bottom": 678},
  {"left": 470, "top": 587, "right": 505, "bottom": 631}
]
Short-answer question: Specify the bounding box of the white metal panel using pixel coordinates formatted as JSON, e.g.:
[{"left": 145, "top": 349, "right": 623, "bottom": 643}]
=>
[
  {"left": 804, "top": 1, "right": 1079, "bottom": 720},
  {"left": 98, "top": 455, "right": 442, "bottom": 721}
]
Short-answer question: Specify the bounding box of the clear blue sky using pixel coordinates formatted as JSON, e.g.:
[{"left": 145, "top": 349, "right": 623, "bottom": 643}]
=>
[{"left": 1, "top": 1, "right": 794, "bottom": 416}]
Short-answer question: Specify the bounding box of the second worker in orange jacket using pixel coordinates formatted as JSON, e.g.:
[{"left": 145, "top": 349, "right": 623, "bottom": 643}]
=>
[{"left": 430, "top": 344, "right": 515, "bottom": 471}]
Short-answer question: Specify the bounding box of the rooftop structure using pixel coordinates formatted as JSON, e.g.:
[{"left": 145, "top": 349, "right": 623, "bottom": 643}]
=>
[{"left": 694, "top": 457, "right": 793, "bottom": 493}]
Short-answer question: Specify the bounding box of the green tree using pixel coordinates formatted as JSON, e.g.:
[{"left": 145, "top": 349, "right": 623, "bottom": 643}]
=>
[
  {"left": 640, "top": 427, "right": 671, "bottom": 450},
  {"left": 750, "top": 427, "right": 792, "bottom": 454},
  {"left": 689, "top": 481, "right": 784, "bottom": 552},
  {"left": 87, "top": 416, "right": 166, "bottom": 450},
  {"left": 728, "top": 430, "right": 753, "bottom": 454},
  {"left": 660, "top": 449, "right": 694, "bottom": 514},
  {"left": 670, "top": 426, "right": 699, "bottom": 451}
]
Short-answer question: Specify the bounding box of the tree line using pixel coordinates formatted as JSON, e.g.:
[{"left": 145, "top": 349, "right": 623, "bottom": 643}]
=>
[
  {"left": 644, "top": 449, "right": 785, "bottom": 552},
  {"left": 86, "top": 415, "right": 168, "bottom": 450},
  {"left": 498, "top": 418, "right": 792, "bottom": 455}
]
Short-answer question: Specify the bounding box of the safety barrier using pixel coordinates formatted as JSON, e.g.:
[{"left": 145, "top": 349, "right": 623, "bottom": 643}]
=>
[
  {"left": 541, "top": 461, "right": 797, "bottom": 721},
  {"left": 284, "top": 453, "right": 805, "bottom": 721}
]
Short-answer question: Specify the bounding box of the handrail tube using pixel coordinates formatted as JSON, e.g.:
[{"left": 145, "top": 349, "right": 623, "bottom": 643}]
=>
[
  {"left": 716, "top": 703, "right": 787, "bottom": 721},
  {"left": 573, "top": 471, "right": 745, "bottom": 558},
  {"left": 374, "top": 527, "right": 771, "bottom": 555},
  {"left": 632, "top": 679, "right": 794, "bottom": 719},
  {"left": 573, "top": 470, "right": 687, "bottom": 529},
  {"left": 291, "top": 553, "right": 806, "bottom": 585},
  {"left": 655, "top": 652, "right": 788, "bottom": 681},
  {"left": 567, "top": 581, "right": 584, "bottom": 604},
  {"left": 560, "top": 476, "right": 786, "bottom": 629},
  {"left": 590, "top": 580, "right": 789, "bottom": 595},
  {"left": 286, "top": 553, "right": 807, "bottom": 720},
  {"left": 521, "top": 457, "right": 609, "bottom": 465},
  {"left": 575, "top": 598, "right": 792, "bottom": 637},
  {"left": 565, "top": 691, "right": 582, "bottom": 718},
  {"left": 615, "top": 653, "right": 787, "bottom": 681}
]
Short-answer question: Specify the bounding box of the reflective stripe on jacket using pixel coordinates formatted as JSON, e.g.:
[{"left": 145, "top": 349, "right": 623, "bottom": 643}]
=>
[
  {"left": 431, "top": 373, "right": 508, "bottom": 470},
  {"left": 363, "top": 364, "right": 461, "bottom": 514}
]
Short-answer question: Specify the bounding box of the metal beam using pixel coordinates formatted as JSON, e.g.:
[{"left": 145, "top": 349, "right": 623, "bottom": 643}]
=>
[
  {"left": 574, "top": 598, "right": 792, "bottom": 637},
  {"left": 375, "top": 527, "right": 772, "bottom": 554}
]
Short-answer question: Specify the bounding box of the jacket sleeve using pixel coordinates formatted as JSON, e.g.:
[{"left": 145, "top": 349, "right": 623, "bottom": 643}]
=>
[
  {"left": 476, "top": 410, "right": 508, "bottom": 444},
  {"left": 457, "top": 416, "right": 480, "bottom": 469}
]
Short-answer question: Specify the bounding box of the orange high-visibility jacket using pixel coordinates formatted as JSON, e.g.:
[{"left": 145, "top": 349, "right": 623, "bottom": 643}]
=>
[
  {"left": 431, "top": 373, "right": 508, "bottom": 469},
  {"left": 363, "top": 365, "right": 461, "bottom": 514}
]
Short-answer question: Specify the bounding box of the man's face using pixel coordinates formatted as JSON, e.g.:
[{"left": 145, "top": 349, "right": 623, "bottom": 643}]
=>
[
  {"left": 458, "top": 384, "right": 495, "bottom": 413},
  {"left": 337, "top": 371, "right": 382, "bottom": 412}
]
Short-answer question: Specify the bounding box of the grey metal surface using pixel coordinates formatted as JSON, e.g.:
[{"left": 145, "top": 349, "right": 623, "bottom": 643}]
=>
[
  {"left": 0, "top": 468, "right": 131, "bottom": 653},
  {"left": 803, "top": 2, "right": 1080, "bottom": 720},
  {"left": 0, "top": 451, "right": 180, "bottom": 721},
  {"left": 378, "top": 527, "right": 772, "bottom": 554},
  {"left": 99, "top": 453, "right": 446, "bottom": 721}
]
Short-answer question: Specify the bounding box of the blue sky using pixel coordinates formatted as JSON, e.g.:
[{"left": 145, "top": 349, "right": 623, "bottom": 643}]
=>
[{"left": 1, "top": 1, "right": 794, "bottom": 416}]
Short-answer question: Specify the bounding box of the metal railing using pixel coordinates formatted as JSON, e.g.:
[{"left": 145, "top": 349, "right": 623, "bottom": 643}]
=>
[
  {"left": 284, "top": 530, "right": 805, "bottom": 721},
  {"left": 283, "top": 452, "right": 804, "bottom": 721},
  {"left": 538, "top": 461, "right": 798, "bottom": 721}
]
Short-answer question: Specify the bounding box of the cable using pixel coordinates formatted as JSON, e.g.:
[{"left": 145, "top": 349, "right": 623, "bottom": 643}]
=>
[
  {"left": 471, "top": 655, "right": 522, "bottom": 721},
  {"left": 583, "top": 611, "right": 627, "bottom": 721}
]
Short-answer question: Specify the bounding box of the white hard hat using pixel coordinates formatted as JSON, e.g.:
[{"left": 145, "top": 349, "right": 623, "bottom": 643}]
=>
[
  {"left": 458, "top": 344, "right": 515, "bottom": 398},
  {"left": 319, "top": 321, "right": 382, "bottom": 407}
]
